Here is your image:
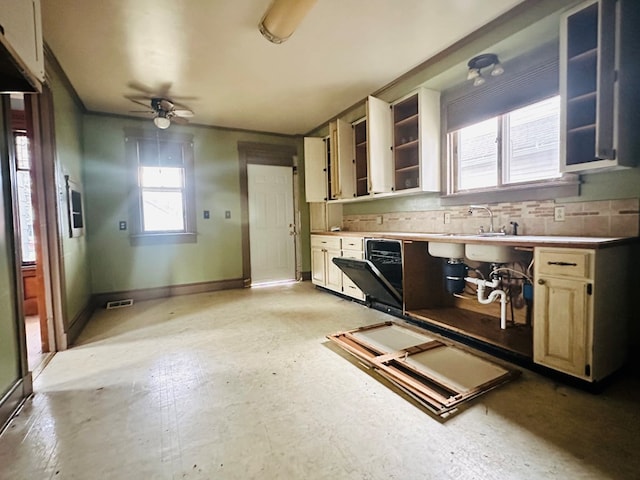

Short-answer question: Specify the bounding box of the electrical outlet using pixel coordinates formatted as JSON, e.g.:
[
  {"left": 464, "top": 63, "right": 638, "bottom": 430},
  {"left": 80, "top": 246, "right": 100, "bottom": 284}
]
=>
[
  {"left": 225, "top": 210, "right": 231, "bottom": 219},
  {"left": 376, "top": 215, "right": 383, "bottom": 225},
  {"left": 444, "top": 213, "right": 451, "bottom": 224},
  {"left": 119, "top": 221, "right": 127, "bottom": 231},
  {"left": 554, "top": 206, "right": 566, "bottom": 222},
  {"left": 203, "top": 210, "right": 210, "bottom": 219}
]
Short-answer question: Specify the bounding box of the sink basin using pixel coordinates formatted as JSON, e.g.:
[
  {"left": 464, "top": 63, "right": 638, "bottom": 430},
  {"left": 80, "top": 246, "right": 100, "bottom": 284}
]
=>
[
  {"left": 428, "top": 241, "right": 465, "bottom": 259},
  {"left": 465, "top": 243, "right": 518, "bottom": 263},
  {"left": 440, "top": 232, "right": 508, "bottom": 238}
]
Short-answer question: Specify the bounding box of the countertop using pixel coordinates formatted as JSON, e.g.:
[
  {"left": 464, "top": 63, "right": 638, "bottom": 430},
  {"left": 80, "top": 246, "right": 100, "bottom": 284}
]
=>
[{"left": 313, "top": 231, "right": 640, "bottom": 249}]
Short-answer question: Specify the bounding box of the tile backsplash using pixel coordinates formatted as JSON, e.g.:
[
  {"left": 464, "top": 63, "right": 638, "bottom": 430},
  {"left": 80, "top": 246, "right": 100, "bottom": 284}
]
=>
[{"left": 342, "top": 198, "right": 640, "bottom": 237}]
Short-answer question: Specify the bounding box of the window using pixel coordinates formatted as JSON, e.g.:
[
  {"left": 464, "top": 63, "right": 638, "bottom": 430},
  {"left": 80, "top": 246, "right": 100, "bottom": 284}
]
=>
[
  {"left": 125, "top": 129, "right": 196, "bottom": 245},
  {"left": 450, "top": 96, "right": 561, "bottom": 192},
  {"left": 14, "top": 132, "right": 36, "bottom": 263}
]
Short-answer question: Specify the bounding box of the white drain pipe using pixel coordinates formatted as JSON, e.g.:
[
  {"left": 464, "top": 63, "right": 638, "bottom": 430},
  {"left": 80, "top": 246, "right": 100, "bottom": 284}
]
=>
[{"left": 465, "top": 276, "right": 508, "bottom": 329}]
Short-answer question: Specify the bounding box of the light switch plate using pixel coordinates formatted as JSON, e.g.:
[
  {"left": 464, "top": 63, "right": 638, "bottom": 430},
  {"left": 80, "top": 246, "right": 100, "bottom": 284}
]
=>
[
  {"left": 444, "top": 213, "right": 451, "bottom": 224},
  {"left": 225, "top": 210, "right": 231, "bottom": 219},
  {"left": 554, "top": 206, "right": 566, "bottom": 222}
]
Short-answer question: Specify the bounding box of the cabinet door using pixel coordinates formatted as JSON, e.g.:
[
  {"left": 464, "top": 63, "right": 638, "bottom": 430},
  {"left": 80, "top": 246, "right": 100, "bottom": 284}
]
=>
[
  {"left": 560, "top": 0, "right": 620, "bottom": 172},
  {"left": 534, "top": 276, "right": 590, "bottom": 377},
  {"left": 366, "top": 96, "right": 394, "bottom": 193},
  {"left": 311, "top": 247, "right": 326, "bottom": 285},
  {"left": 336, "top": 118, "right": 355, "bottom": 198},
  {"left": 0, "top": 0, "right": 44, "bottom": 83},
  {"left": 304, "top": 137, "right": 327, "bottom": 202},
  {"left": 326, "top": 249, "right": 343, "bottom": 292}
]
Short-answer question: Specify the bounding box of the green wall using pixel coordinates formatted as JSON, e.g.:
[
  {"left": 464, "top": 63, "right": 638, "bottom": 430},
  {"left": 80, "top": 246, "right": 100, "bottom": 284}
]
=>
[
  {"left": 0, "top": 101, "right": 21, "bottom": 399},
  {"left": 48, "top": 62, "right": 93, "bottom": 328},
  {"left": 82, "top": 115, "right": 306, "bottom": 294}
]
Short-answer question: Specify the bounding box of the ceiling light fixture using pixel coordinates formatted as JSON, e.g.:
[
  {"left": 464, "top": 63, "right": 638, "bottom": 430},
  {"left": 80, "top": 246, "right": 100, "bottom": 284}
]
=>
[
  {"left": 467, "top": 53, "right": 504, "bottom": 86},
  {"left": 153, "top": 114, "right": 171, "bottom": 129},
  {"left": 259, "top": 0, "right": 317, "bottom": 44}
]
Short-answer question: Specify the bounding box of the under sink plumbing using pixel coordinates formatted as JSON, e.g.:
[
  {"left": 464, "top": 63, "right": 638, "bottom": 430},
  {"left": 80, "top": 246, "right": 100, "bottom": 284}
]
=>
[{"left": 444, "top": 259, "right": 532, "bottom": 330}]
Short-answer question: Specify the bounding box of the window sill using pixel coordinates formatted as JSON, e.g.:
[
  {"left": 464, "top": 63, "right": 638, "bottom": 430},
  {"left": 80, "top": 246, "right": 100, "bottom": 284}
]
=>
[
  {"left": 440, "top": 177, "right": 581, "bottom": 206},
  {"left": 129, "top": 232, "right": 197, "bottom": 246}
]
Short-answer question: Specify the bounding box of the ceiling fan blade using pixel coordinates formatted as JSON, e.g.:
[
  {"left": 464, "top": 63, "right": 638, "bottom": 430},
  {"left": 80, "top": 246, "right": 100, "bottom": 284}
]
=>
[
  {"left": 159, "top": 98, "right": 174, "bottom": 111},
  {"left": 129, "top": 110, "right": 154, "bottom": 114},
  {"left": 126, "top": 81, "right": 156, "bottom": 95},
  {"left": 173, "top": 109, "right": 194, "bottom": 118},
  {"left": 126, "top": 96, "right": 152, "bottom": 109},
  {"left": 157, "top": 82, "right": 173, "bottom": 98},
  {"left": 170, "top": 116, "right": 189, "bottom": 125}
]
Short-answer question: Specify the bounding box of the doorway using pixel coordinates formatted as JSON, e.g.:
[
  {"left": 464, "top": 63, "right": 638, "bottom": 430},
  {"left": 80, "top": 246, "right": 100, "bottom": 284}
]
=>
[
  {"left": 8, "top": 93, "right": 55, "bottom": 374},
  {"left": 247, "top": 164, "right": 296, "bottom": 284},
  {"left": 238, "top": 142, "right": 300, "bottom": 287}
]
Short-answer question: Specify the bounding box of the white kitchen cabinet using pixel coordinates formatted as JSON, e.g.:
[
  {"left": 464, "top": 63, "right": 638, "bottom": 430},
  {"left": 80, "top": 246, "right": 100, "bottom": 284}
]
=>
[
  {"left": 0, "top": 0, "right": 44, "bottom": 90},
  {"left": 533, "top": 246, "right": 630, "bottom": 381},
  {"left": 365, "top": 88, "right": 440, "bottom": 194},
  {"left": 309, "top": 202, "right": 342, "bottom": 232},
  {"left": 367, "top": 95, "right": 394, "bottom": 193},
  {"left": 311, "top": 235, "right": 342, "bottom": 293},
  {"left": 560, "top": 0, "right": 640, "bottom": 172},
  {"left": 341, "top": 236, "right": 365, "bottom": 301},
  {"left": 328, "top": 119, "right": 355, "bottom": 200},
  {"left": 392, "top": 88, "right": 440, "bottom": 192},
  {"left": 303, "top": 137, "right": 327, "bottom": 202}
]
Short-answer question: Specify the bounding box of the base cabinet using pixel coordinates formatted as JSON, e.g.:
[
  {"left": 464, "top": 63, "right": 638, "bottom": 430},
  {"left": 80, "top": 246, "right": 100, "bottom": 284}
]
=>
[
  {"left": 311, "top": 235, "right": 342, "bottom": 293},
  {"left": 311, "top": 235, "right": 364, "bottom": 301},
  {"left": 533, "top": 246, "right": 630, "bottom": 381}
]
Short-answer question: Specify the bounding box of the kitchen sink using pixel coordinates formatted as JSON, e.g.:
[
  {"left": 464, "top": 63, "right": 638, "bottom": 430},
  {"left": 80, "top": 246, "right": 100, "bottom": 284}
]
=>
[
  {"left": 428, "top": 241, "right": 465, "bottom": 259},
  {"left": 464, "top": 243, "right": 518, "bottom": 263}
]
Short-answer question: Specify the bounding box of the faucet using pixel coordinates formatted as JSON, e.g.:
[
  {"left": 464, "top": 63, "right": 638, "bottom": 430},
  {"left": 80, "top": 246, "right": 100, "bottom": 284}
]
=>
[{"left": 468, "top": 205, "right": 494, "bottom": 233}]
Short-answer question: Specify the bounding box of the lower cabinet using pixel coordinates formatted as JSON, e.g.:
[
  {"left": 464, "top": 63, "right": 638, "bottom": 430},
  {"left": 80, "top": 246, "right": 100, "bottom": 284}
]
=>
[
  {"left": 311, "top": 234, "right": 365, "bottom": 300},
  {"left": 311, "top": 235, "right": 342, "bottom": 293},
  {"left": 533, "top": 246, "right": 630, "bottom": 382}
]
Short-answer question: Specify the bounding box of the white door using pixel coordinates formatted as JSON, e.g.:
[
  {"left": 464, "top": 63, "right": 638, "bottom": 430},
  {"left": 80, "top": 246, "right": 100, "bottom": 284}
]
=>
[{"left": 248, "top": 164, "right": 296, "bottom": 284}]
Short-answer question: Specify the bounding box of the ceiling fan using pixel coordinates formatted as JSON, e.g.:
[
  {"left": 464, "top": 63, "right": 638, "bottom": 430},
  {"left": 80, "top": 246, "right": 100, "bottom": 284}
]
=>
[{"left": 127, "top": 95, "right": 194, "bottom": 129}]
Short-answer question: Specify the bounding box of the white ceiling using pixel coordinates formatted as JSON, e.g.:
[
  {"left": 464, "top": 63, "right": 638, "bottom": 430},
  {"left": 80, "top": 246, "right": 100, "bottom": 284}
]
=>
[{"left": 41, "top": 0, "right": 526, "bottom": 135}]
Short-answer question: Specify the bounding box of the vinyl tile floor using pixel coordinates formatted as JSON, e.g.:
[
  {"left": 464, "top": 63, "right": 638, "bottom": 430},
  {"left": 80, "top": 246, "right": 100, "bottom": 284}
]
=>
[{"left": 1, "top": 282, "right": 639, "bottom": 479}]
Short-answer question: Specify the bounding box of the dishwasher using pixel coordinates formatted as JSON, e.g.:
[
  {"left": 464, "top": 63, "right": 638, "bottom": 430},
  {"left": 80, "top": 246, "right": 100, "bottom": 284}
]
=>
[{"left": 332, "top": 238, "right": 403, "bottom": 308}]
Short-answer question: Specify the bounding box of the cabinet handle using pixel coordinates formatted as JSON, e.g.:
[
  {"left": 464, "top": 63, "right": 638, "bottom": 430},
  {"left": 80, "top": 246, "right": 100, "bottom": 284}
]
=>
[
  {"left": 537, "top": 279, "right": 545, "bottom": 285},
  {"left": 547, "top": 261, "right": 577, "bottom": 267}
]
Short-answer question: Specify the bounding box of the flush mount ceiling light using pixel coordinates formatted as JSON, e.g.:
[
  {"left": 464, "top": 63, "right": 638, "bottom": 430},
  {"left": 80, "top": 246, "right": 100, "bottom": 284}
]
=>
[
  {"left": 259, "top": 0, "right": 317, "bottom": 44},
  {"left": 467, "top": 53, "right": 504, "bottom": 86}
]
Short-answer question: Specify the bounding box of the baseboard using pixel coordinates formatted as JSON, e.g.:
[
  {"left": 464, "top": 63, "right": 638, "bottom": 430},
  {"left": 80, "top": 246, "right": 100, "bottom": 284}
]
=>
[
  {"left": 92, "top": 278, "right": 245, "bottom": 309},
  {"left": 0, "top": 377, "right": 30, "bottom": 435},
  {"left": 67, "top": 300, "right": 96, "bottom": 346}
]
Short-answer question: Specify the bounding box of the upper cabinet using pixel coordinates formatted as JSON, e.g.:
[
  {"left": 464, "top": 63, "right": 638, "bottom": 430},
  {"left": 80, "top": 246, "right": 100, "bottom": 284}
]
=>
[
  {"left": 366, "top": 88, "right": 441, "bottom": 194},
  {"left": 353, "top": 118, "right": 369, "bottom": 197},
  {"left": 0, "top": 0, "right": 44, "bottom": 92},
  {"left": 560, "top": 0, "right": 640, "bottom": 172},
  {"left": 392, "top": 88, "right": 440, "bottom": 193}
]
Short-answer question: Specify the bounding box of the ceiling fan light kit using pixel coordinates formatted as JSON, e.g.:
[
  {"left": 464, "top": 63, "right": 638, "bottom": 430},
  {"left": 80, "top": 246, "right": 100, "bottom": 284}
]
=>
[
  {"left": 259, "top": 0, "right": 317, "bottom": 44},
  {"left": 127, "top": 93, "right": 194, "bottom": 129},
  {"left": 153, "top": 115, "right": 171, "bottom": 129}
]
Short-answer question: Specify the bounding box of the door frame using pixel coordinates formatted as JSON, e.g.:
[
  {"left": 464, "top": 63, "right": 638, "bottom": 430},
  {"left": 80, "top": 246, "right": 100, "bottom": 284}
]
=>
[{"left": 238, "top": 142, "right": 299, "bottom": 287}]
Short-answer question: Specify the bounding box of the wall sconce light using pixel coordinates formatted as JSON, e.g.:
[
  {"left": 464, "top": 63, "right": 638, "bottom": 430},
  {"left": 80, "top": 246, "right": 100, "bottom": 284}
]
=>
[
  {"left": 467, "top": 53, "right": 504, "bottom": 86},
  {"left": 259, "top": 0, "right": 317, "bottom": 44}
]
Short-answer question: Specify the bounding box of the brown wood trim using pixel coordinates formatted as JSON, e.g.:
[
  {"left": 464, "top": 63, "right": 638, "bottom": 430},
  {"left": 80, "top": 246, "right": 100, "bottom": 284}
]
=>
[
  {"left": 238, "top": 142, "right": 299, "bottom": 286},
  {"left": 43, "top": 42, "right": 85, "bottom": 111},
  {"left": 92, "top": 278, "right": 244, "bottom": 308}
]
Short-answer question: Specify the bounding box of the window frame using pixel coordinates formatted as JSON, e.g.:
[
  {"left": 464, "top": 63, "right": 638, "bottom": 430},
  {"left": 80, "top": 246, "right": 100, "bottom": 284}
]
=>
[
  {"left": 124, "top": 128, "right": 197, "bottom": 246},
  {"left": 448, "top": 95, "right": 562, "bottom": 193}
]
